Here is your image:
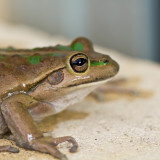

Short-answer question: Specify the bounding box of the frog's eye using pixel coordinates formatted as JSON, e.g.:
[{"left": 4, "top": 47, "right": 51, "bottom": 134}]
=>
[{"left": 70, "top": 53, "right": 89, "bottom": 73}]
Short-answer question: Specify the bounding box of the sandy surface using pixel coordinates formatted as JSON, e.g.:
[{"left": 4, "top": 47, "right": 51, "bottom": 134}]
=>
[{"left": 0, "top": 22, "right": 160, "bottom": 160}]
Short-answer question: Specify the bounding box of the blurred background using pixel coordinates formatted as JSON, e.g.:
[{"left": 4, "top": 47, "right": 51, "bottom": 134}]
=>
[{"left": 0, "top": 0, "right": 159, "bottom": 61}]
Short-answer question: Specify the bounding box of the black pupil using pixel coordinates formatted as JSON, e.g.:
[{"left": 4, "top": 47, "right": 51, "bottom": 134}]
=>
[{"left": 73, "top": 58, "right": 87, "bottom": 66}]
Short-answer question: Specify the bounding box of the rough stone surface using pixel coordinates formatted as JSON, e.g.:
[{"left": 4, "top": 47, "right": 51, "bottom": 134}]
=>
[{"left": 0, "top": 22, "right": 160, "bottom": 160}]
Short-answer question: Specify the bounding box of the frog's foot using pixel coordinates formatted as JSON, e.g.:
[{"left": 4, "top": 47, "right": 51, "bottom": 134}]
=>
[
  {"left": 92, "top": 86, "right": 139, "bottom": 101},
  {"left": 97, "top": 85, "right": 139, "bottom": 95},
  {"left": 30, "top": 136, "right": 77, "bottom": 160},
  {"left": 102, "top": 78, "right": 140, "bottom": 95},
  {"left": 1, "top": 94, "right": 78, "bottom": 160},
  {"left": 0, "top": 145, "right": 19, "bottom": 153},
  {"left": 91, "top": 78, "right": 140, "bottom": 101}
]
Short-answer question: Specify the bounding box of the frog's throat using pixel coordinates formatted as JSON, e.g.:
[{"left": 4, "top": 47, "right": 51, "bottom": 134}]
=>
[{"left": 50, "top": 77, "right": 113, "bottom": 114}]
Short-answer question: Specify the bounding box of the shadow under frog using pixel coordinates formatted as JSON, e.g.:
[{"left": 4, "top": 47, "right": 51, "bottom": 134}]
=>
[
  {"left": 38, "top": 110, "right": 89, "bottom": 133},
  {"left": 89, "top": 77, "right": 153, "bottom": 102}
]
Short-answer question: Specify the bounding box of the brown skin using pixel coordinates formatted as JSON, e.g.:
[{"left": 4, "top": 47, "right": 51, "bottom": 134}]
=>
[{"left": 0, "top": 37, "right": 119, "bottom": 160}]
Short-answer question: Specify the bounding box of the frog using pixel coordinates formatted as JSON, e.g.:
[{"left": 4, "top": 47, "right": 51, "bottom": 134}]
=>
[{"left": 0, "top": 37, "right": 119, "bottom": 160}]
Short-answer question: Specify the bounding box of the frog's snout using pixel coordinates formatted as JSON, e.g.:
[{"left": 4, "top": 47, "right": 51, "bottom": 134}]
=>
[
  {"left": 106, "top": 58, "right": 119, "bottom": 78},
  {"left": 112, "top": 59, "right": 119, "bottom": 74}
]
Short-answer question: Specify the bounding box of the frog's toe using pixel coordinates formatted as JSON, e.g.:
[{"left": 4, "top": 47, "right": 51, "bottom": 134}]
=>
[
  {"left": 30, "top": 136, "right": 78, "bottom": 159},
  {"left": 0, "top": 145, "right": 19, "bottom": 153},
  {"left": 46, "top": 146, "right": 67, "bottom": 160},
  {"left": 7, "top": 146, "right": 19, "bottom": 153},
  {"left": 31, "top": 137, "right": 68, "bottom": 160},
  {"left": 50, "top": 136, "right": 78, "bottom": 153}
]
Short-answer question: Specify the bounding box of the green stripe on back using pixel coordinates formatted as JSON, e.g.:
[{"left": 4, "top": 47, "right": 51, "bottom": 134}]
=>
[
  {"left": 0, "top": 55, "right": 4, "bottom": 59},
  {"left": 27, "top": 55, "right": 42, "bottom": 64}
]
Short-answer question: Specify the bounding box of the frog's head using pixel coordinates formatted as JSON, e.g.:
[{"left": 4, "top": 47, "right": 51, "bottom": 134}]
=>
[
  {"left": 61, "top": 51, "right": 119, "bottom": 88},
  {"left": 56, "top": 37, "right": 119, "bottom": 88},
  {"left": 30, "top": 38, "right": 119, "bottom": 112}
]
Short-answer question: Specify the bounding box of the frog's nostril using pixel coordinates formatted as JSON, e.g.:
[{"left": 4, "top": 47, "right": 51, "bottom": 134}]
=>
[
  {"left": 104, "top": 59, "right": 109, "bottom": 63},
  {"left": 103, "top": 59, "right": 110, "bottom": 65}
]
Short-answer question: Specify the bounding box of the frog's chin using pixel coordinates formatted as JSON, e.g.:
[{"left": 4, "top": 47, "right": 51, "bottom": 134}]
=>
[{"left": 50, "top": 77, "right": 113, "bottom": 114}]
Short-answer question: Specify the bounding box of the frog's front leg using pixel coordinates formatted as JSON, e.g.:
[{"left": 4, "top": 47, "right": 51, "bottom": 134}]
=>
[{"left": 1, "top": 94, "right": 78, "bottom": 160}]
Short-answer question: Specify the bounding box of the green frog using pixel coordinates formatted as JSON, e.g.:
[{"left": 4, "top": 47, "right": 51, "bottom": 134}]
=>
[{"left": 0, "top": 37, "right": 119, "bottom": 160}]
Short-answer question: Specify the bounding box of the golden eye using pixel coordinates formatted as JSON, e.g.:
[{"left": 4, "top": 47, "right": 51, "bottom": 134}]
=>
[{"left": 70, "top": 53, "right": 89, "bottom": 73}]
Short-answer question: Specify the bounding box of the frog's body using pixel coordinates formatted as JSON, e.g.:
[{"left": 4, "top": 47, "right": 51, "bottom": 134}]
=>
[{"left": 0, "top": 38, "right": 119, "bottom": 160}]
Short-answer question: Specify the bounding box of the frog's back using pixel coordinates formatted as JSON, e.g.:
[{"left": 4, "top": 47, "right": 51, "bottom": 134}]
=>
[{"left": 0, "top": 48, "right": 66, "bottom": 100}]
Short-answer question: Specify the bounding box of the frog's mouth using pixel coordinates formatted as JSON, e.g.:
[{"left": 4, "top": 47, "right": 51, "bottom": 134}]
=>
[{"left": 67, "top": 77, "right": 113, "bottom": 88}]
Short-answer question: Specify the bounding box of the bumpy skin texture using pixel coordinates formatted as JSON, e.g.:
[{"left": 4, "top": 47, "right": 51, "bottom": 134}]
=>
[{"left": 0, "top": 37, "right": 119, "bottom": 159}]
